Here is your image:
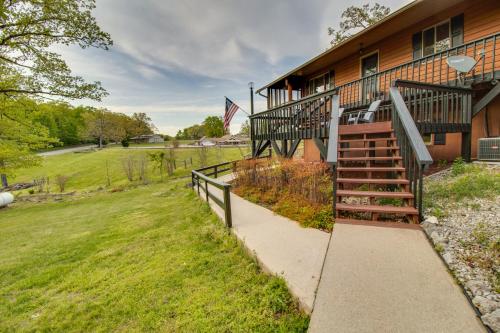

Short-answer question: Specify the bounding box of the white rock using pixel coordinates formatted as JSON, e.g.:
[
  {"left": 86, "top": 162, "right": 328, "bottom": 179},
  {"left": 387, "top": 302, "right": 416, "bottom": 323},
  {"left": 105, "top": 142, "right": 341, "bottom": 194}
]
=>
[
  {"left": 442, "top": 252, "right": 454, "bottom": 265},
  {"left": 482, "top": 309, "right": 500, "bottom": 332},
  {"left": 424, "top": 216, "right": 439, "bottom": 225},
  {"left": 473, "top": 296, "right": 499, "bottom": 314},
  {"left": 465, "top": 280, "right": 488, "bottom": 295}
]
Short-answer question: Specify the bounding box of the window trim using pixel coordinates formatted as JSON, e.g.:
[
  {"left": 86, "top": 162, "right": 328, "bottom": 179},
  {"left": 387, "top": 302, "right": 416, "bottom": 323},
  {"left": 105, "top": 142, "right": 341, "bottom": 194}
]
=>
[
  {"left": 419, "top": 19, "right": 452, "bottom": 58},
  {"left": 308, "top": 71, "right": 333, "bottom": 95},
  {"left": 359, "top": 50, "right": 380, "bottom": 78}
]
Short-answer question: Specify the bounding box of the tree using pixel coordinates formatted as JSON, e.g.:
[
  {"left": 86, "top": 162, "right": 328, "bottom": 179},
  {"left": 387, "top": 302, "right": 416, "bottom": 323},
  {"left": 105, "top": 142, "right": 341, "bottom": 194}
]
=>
[
  {"left": 239, "top": 120, "right": 250, "bottom": 136},
  {"left": 0, "top": 96, "right": 58, "bottom": 175},
  {"left": 84, "top": 108, "right": 125, "bottom": 148},
  {"left": 203, "top": 116, "right": 224, "bottom": 137},
  {"left": 0, "top": 0, "right": 112, "bottom": 100},
  {"left": 328, "top": 4, "right": 390, "bottom": 46}
]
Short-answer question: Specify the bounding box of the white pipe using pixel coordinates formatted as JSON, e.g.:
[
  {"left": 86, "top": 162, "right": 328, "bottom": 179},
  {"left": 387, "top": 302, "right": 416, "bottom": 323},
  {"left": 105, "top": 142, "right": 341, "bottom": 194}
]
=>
[{"left": 0, "top": 192, "right": 14, "bottom": 207}]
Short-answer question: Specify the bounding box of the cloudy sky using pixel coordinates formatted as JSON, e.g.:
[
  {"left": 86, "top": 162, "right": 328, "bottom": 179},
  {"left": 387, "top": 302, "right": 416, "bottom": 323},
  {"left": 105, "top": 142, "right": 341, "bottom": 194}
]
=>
[{"left": 61, "top": 0, "right": 409, "bottom": 135}]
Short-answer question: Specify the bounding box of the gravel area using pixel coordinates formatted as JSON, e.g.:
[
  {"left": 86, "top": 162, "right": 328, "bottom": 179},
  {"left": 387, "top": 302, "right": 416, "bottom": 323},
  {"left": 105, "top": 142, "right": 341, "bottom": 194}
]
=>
[{"left": 422, "top": 166, "right": 500, "bottom": 332}]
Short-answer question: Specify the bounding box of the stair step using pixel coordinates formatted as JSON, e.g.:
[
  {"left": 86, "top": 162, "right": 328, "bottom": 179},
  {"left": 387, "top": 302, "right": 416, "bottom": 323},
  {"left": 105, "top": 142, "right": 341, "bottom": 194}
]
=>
[
  {"left": 337, "top": 190, "right": 414, "bottom": 198},
  {"left": 337, "top": 167, "right": 405, "bottom": 172},
  {"left": 336, "top": 203, "right": 418, "bottom": 215},
  {"left": 339, "top": 156, "right": 402, "bottom": 161},
  {"left": 338, "top": 146, "right": 399, "bottom": 152},
  {"left": 339, "top": 138, "right": 396, "bottom": 143},
  {"left": 337, "top": 178, "right": 409, "bottom": 185},
  {"left": 339, "top": 121, "right": 393, "bottom": 135},
  {"left": 335, "top": 218, "right": 422, "bottom": 229}
]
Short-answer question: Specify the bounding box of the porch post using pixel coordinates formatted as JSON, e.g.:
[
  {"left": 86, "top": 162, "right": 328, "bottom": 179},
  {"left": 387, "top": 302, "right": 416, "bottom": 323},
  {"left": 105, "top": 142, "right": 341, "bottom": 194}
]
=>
[
  {"left": 249, "top": 82, "right": 256, "bottom": 158},
  {"left": 461, "top": 131, "right": 472, "bottom": 162}
]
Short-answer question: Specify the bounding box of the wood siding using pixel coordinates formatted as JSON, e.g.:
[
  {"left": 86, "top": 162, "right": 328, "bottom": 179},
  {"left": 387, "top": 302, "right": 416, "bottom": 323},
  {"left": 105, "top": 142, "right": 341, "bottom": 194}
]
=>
[{"left": 300, "top": 0, "right": 500, "bottom": 92}]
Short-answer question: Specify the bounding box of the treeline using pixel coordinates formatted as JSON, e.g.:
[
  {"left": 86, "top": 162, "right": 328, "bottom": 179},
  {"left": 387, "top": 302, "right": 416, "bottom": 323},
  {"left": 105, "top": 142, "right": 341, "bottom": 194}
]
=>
[
  {"left": 0, "top": 96, "right": 156, "bottom": 175},
  {"left": 175, "top": 116, "right": 225, "bottom": 140}
]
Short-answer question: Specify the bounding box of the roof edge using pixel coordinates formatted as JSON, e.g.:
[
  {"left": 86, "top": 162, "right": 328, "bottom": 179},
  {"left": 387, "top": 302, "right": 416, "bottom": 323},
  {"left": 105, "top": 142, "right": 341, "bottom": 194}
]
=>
[{"left": 255, "top": 0, "right": 422, "bottom": 94}]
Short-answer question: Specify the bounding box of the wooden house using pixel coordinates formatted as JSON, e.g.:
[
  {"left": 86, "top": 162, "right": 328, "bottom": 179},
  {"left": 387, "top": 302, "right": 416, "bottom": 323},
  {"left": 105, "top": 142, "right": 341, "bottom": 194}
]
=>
[{"left": 249, "top": 0, "right": 500, "bottom": 224}]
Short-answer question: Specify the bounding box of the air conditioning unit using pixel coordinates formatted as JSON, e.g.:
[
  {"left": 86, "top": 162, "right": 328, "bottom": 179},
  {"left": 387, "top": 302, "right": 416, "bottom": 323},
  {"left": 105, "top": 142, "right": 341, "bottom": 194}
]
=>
[{"left": 478, "top": 137, "right": 500, "bottom": 161}]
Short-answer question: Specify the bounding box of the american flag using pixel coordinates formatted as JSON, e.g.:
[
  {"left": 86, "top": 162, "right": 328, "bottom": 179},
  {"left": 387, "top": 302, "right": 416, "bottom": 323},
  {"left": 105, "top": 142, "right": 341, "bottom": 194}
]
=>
[{"left": 224, "top": 97, "right": 240, "bottom": 130}]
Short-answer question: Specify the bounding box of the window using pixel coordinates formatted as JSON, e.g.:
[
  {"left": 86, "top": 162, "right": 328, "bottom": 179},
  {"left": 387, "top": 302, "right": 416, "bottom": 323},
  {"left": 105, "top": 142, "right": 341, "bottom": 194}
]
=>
[
  {"left": 413, "top": 14, "right": 463, "bottom": 59},
  {"left": 422, "top": 22, "right": 450, "bottom": 57},
  {"left": 308, "top": 72, "right": 334, "bottom": 95},
  {"left": 433, "top": 133, "right": 446, "bottom": 145},
  {"left": 361, "top": 53, "right": 378, "bottom": 77}
]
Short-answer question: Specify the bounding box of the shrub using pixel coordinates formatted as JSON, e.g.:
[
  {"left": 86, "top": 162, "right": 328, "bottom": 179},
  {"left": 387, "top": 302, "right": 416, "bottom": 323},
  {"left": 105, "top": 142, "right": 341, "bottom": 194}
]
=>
[
  {"left": 121, "top": 139, "right": 130, "bottom": 147},
  {"left": 55, "top": 174, "right": 69, "bottom": 192},
  {"left": 233, "top": 159, "right": 334, "bottom": 230},
  {"left": 121, "top": 156, "right": 135, "bottom": 181},
  {"left": 451, "top": 157, "right": 466, "bottom": 176}
]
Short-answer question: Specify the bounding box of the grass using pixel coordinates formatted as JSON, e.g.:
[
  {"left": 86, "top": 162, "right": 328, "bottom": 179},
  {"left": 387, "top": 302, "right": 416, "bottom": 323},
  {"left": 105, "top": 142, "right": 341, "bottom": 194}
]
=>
[
  {"left": 424, "top": 160, "right": 500, "bottom": 209},
  {"left": 12, "top": 146, "right": 250, "bottom": 193},
  {"left": 0, "top": 180, "right": 308, "bottom": 332}
]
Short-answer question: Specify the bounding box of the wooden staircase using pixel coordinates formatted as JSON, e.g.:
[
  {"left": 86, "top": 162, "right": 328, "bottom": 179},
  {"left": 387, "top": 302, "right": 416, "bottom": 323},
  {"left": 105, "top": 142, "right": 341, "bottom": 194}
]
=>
[{"left": 335, "top": 121, "right": 419, "bottom": 224}]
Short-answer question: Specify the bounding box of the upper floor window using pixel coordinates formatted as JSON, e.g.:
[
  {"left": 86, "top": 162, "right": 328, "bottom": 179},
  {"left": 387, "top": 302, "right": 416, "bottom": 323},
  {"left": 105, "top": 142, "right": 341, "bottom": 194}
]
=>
[{"left": 413, "top": 14, "right": 464, "bottom": 59}]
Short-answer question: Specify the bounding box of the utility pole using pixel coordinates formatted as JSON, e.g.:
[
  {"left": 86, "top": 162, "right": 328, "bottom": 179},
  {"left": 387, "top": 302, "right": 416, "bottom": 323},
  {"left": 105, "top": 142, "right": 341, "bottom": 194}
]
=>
[{"left": 249, "top": 82, "right": 255, "bottom": 157}]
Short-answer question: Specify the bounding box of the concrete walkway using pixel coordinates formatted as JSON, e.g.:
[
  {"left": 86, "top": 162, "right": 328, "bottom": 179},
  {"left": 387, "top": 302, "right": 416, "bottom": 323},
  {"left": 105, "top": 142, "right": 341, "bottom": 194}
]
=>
[
  {"left": 201, "top": 174, "right": 330, "bottom": 313},
  {"left": 198, "top": 175, "right": 484, "bottom": 331},
  {"left": 309, "top": 223, "right": 485, "bottom": 333}
]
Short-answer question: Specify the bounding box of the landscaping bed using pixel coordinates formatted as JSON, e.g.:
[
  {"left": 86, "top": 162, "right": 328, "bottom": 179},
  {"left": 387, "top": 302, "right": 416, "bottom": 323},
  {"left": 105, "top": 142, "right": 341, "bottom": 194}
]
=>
[
  {"left": 422, "top": 160, "right": 500, "bottom": 332},
  {"left": 232, "top": 159, "right": 334, "bottom": 231}
]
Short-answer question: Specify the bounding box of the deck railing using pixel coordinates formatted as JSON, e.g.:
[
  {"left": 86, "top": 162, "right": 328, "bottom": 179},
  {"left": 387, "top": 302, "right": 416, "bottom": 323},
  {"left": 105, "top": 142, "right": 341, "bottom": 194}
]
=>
[
  {"left": 393, "top": 79, "right": 473, "bottom": 133},
  {"left": 192, "top": 161, "right": 237, "bottom": 228},
  {"left": 390, "top": 87, "right": 433, "bottom": 220},
  {"left": 251, "top": 89, "right": 337, "bottom": 141},
  {"left": 251, "top": 33, "right": 498, "bottom": 140}
]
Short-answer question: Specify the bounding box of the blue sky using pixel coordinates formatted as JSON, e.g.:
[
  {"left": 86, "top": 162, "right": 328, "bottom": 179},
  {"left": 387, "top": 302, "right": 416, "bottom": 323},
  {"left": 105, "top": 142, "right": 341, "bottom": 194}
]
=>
[{"left": 60, "top": 0, "right": 408, "bottom": 135}]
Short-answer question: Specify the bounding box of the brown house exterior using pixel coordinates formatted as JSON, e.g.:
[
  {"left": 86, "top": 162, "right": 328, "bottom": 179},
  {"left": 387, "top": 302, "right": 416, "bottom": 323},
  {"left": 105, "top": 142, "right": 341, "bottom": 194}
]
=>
[{"left": 254, "top": 0, "right": 500, "bottom": 162}]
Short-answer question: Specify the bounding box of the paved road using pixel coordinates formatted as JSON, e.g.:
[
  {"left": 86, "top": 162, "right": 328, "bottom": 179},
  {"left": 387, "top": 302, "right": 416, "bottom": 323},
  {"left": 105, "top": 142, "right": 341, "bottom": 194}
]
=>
[{"left": 37, "top": 145, "right": 98, "bottom": 157}]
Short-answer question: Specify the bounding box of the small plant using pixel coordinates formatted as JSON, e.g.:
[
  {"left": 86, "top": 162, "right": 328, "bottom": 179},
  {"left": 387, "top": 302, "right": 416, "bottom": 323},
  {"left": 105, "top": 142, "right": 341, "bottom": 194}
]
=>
[
  {"left": 55, "top": 175, "right": 69, "bottom": 193},
  {"left": 472, "top": 223, "right": 491, "bottom": 247},
  {"left": 431, "top": 207, "right": 446, "bottom": 219},
  {"left": 121, "top": 138, "right": 130, "bottom": 147},
  {"left": 137, "top": 156, "right": 148, "bottom": 184},
  {"left": 197, "top": 146, "right": 208, "bottom": 167},
  {"left": 121, "top": 156, "right": 135, "bottom": 181},
  {"left": 33, "top": 176, "right": 48, "bottom": 193},
  {"left": 435, "top": 243, "right": 444, "bottom": 253},
  {"left": 28, "top": 189, "right": 35, "bottom": 195},
  {"left": 149, "top": 152, "right": 166, "bottom": 180},
  {"left": 451, "top": 157, "right": 466, "bottom": 176},
  {"left": 438, "top": 159, "right": 448, "bottom": 168}
]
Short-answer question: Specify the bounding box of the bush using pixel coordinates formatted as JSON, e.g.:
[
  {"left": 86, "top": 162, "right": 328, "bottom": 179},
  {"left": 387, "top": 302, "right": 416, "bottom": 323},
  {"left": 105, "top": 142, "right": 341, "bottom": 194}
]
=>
[
  {"left": 451, "top": 157, "right": 466, "bottom": 176},
  {"left": 232, "top": 159, "right": 334, "bottom": 230},
  {"left": 55, "top": 174, "right": 69, "bottom": 192},
  {"left": 121, "top": 139, "right": 130, "bottom": 147}
]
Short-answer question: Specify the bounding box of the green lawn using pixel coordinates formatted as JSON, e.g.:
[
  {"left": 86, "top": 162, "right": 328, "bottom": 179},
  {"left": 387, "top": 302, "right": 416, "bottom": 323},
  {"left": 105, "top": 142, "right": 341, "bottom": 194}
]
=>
[
  {"left": 12, "top": 146, "right": 250, "bottom": 193},
  {"left": 0, "top": 181, "right": 308, "bottom": 332}
]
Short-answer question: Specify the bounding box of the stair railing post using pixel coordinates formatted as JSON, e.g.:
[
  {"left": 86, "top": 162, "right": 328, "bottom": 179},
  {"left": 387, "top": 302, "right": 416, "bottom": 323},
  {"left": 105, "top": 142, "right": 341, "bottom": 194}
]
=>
[{"left": 223, "top": 185, "right": 232, "bottom": 228}]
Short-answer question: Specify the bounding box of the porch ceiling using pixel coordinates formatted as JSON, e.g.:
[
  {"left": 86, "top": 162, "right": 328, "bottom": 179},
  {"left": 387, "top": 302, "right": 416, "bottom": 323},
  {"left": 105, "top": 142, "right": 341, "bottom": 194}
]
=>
[{"left": 256, "top": 0, "right": 466, "bottom": 93}]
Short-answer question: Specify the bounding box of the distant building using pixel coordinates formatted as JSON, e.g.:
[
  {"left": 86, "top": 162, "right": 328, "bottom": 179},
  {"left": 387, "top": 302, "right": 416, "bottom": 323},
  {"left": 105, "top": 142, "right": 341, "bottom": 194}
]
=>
[
  {"left": 130, "top": 134, "right": 164, "bottom": 144},
  {"left": 195, "top": 135, "right": 250, "bottom": 146}
]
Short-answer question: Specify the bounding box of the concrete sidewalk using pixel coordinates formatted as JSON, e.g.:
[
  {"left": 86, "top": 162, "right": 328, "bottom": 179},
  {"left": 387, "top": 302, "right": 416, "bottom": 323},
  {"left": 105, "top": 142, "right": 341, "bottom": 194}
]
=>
[
  {"left": 309, "top": 223, "right": 485, "bottom": 333},
  {"left": 200, "top": 174, "right": 330, "bottom": 313},
  {"left": 197, "top": 175, "right": 484, "bottom": 331}
]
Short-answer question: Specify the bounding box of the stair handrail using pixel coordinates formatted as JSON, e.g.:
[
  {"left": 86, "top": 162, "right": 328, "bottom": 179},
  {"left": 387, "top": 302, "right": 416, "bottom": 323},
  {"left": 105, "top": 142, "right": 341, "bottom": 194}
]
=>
[
  {"left": 389, "top": 85, "right": 432, "bottom": 221},
  {"left": 389, "top": 86, "right": 433, "bottom": 166},
  {"left": 326, "top": 91, "right": 340, "bottom": 166}
]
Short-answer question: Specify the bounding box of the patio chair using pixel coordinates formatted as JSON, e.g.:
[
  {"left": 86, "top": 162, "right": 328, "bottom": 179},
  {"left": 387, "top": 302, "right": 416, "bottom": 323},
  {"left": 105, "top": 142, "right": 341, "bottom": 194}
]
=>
[{"left": 347, "top": 99, "right": 382, "bottom": 125}]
